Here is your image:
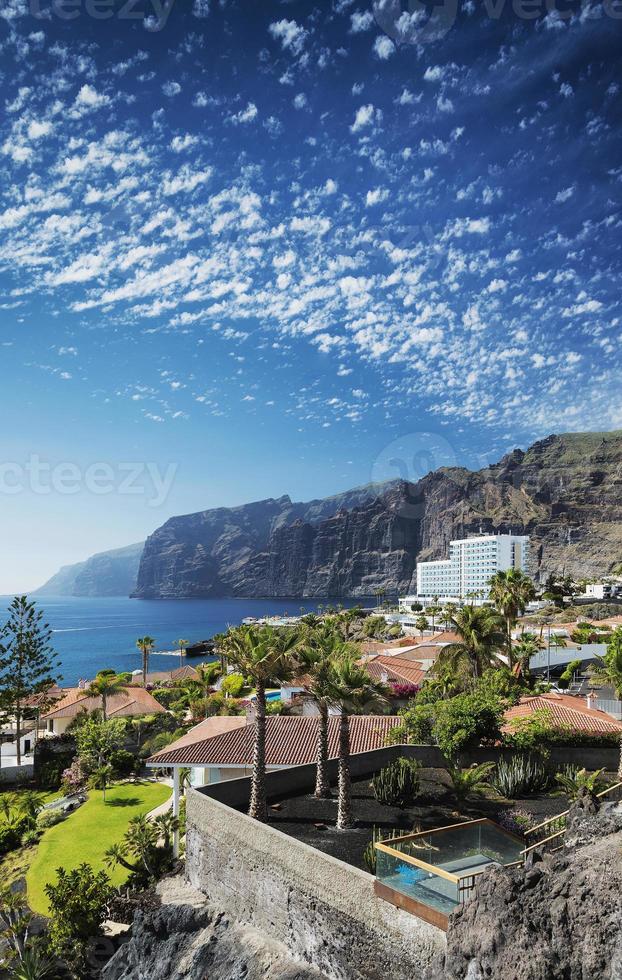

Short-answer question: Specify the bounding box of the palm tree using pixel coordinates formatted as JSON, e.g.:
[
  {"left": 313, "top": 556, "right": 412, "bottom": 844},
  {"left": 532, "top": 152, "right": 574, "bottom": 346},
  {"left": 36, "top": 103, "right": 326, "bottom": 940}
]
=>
[
  {"left": 85, "top": 672, "right": 127, "bottom": 722},
  {"left": 221, "top": 625, "right": 300, "bottom": 821},
  {"left": 175, "top": 638, "right": 188, "bottom": 667},
  {"left": 297, "top": 624, "right": 348, "bottom": 799},
  {"left": 489, "top": 568, "right": 536, "bottom": 666},
  {"left": 415, "top": 614, "right": 429, "bottom": 639},
  {"left": 447, "top": 762, "right": 495, "bottom": 804},
  {"left": 438, "top": 606, "right": 506, "bottom": 680},
  {"left": 136, "top": 636, "right": 156, "bottom": 686},
  {"left": 325, "top": 655, "right": 388, "bottom": 830},
  {"left": 513, "top": 632, "right": 544, "bottom": 676}
]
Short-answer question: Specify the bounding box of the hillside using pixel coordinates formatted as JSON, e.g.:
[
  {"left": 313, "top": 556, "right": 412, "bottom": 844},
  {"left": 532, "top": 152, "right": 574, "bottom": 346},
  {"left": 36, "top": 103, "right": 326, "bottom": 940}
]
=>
[
  {"left": 34, "top": 542, "right": 144, "bottom": 598},
  {"left": 131, "top": 430, "right": 622, "bottom": 598}
]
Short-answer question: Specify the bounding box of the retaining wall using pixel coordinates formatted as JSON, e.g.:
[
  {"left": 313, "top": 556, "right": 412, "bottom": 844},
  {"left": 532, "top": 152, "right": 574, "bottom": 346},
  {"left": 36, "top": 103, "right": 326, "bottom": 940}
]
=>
[{"left": 186, "top": 758, "right": 447, "bottom": 980}]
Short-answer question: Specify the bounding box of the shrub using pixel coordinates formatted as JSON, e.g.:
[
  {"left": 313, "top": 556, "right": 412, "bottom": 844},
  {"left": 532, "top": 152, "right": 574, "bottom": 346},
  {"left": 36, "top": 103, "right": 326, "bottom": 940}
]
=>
[
  {"left": 61, "top": 757, "right": 87, "bottom": 796},
  {"left": 220, "top": 673, "right": 245, "bottom": 698},
  {"left": 492, "top": 755, "right": 551, "bottom": 798},
  {"left": 497, "top": 807, "right": 535, "bottom": 837},
  {"left": 372, "top": 758, "right": 420, "bottom": 808},
  {"left": 0, "top": 819, "right": 29, "bottom": 856},
  {"left": 555, "top": 767, "right": 609, "bottom": 800},
  {"left": 389, "top": 683, "right": 420, "bottom": 700},
  {"left": 110, "top": 749, "right": 136, "bottom": 778},
  {"left": 432, "top": 692, "right": 504, "bottom": 761},
  {"left": 447, "top": 762, "right": 495, "bottom": 803},
  {"left": 45, "top": 864, "right": 113, "bottom": 979},
  {"left": 21, "top": 828, "right": 41, "bottom": 848},
  {"left": 37, "top": 809, "right": 66, "bottom": 830}
]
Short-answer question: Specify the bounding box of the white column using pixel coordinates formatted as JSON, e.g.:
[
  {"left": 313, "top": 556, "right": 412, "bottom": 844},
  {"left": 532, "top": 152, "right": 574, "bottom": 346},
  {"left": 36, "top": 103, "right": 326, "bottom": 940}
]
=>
[{"left": 173, "top": 767, "right": 180, "bottom": 859}]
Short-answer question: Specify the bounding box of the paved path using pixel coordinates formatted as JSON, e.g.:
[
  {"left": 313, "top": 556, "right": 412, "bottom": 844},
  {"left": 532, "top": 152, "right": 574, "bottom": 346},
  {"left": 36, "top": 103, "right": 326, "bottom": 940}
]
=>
[{"left": 146, "top": 777, "right": 174, "bottom": 820}]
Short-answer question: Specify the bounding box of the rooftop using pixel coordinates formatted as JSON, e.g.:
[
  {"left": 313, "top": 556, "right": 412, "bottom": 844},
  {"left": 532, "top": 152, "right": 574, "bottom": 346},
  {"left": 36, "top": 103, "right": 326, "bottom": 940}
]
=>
[
  {"left": 503, "top": 692, "right": 622, "bottom": 735},
  {"left": 148, "top": 714, "right": 401, "bottom": 767},
  {"left": 42, "top": 686, "right": 166, "bottom": 720}
]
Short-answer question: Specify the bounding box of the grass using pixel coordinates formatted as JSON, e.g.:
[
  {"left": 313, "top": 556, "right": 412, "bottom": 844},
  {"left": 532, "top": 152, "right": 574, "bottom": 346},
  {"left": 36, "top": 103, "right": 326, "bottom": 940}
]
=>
[{"left": 26, "top": 780, "right": 171, "bottom": 915}]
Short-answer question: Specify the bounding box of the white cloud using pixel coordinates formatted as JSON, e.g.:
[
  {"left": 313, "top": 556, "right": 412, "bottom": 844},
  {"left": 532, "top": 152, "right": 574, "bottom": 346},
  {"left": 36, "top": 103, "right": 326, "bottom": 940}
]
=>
[
  {"left": 229, "top": 102, "right": 258, "bottom": 125},
  {"left": 365, "top": 187, "right": 390, "bottom": 207},
  {"left": 162, "top": 81, "right": 182, "bottom": 97},
  {"left": 268, "top": 19, "right": 308, "bottom": 55},
  {"left": 373, "top": 36, "right": 395, "bottom": 60},
  {"left": 350, "top": 10, "right": 374, "bottom": 31},
  {"left": 293, "top": 93, "right": 308, "bottom": 110},
  {"left": 171, "top": 134, "right": 199, "bottom": 152},
  {"left": 350, "top": 103, "right": 379, "bottom": 132},
  {"left": 555, "top": 185, "right": 575, "bottom": 203}
]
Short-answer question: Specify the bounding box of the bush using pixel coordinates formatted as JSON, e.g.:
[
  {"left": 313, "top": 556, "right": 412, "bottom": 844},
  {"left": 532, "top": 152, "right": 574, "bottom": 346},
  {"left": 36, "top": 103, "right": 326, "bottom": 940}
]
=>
[
  {"left": 110, "top": 749, "right": 136, "bottom": 778},
  {"left": 432, "top": 692, "right": 504, "bottom": 761},
  {"left": 220, "top": 673, "right": 245, "bottom": 698},
  {"left": 0, "top": 818, "right": 29, "bottom": 856},
  {"left": 389, "top": 683, "right": 420, "bottom": 700},
  {"left": 21, "top": 828, "right": 42, "bottom": 848},
  {"left": 37, "top": 809, "right": 67, "bottom": 830},
  {"left": 497, "top": 807, "right": 535, "bottom": 837},
  {"left": 61, "top": 757, "right": 87, "bottom": 796},
  {"left": 45, "top": 863, "right": 113, "bottom": 978},
  {"left": 372, "top": 758, "right": 420, "bottom": 808},
  {"left": 492, "top": 754, "right": 550, "bottom": 798}
]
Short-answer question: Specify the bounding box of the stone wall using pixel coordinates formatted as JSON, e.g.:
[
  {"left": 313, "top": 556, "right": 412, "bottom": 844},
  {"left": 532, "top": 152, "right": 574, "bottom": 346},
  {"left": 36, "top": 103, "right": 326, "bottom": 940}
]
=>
[{"left": 186, "top": 786, "right": 446, "bottom": 980}]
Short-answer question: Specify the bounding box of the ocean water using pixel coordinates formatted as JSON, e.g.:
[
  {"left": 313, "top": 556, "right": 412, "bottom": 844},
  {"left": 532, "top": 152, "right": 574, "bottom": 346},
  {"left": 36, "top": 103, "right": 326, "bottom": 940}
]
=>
[{"left": 1, "top": 596, "right": 367, "bottom": 686}]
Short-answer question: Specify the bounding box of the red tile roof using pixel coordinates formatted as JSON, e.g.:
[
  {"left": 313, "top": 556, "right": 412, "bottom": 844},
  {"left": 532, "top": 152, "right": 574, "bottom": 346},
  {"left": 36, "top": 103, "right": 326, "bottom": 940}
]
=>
[
  {"left": 503, "top": 693, "right": 622, "bottom": 735},
  {"left": 42, "top": 686, "right": 166, "bottom": 720},
  {"left": 364, "top": 656, "right": 426, "bottom": 687},
  {"left": 148, "top": 714, "right": 401, "bottom": 767}
]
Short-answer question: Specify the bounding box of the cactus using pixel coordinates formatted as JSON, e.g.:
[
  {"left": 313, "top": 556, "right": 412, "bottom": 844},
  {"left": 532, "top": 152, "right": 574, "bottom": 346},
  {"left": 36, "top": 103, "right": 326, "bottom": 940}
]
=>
[
  {"left": 372, "top": 758, "right": 420, "bottom": 808},
  {"left": 362, "top": 825, "right": 412, "bottom": 874}
]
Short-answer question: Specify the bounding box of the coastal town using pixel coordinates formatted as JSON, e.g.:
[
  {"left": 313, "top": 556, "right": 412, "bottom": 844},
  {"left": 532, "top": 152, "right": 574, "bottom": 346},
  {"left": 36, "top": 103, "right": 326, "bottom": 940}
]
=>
[{"left": 1, "top": 532, "right": 622, "bottom": 976}]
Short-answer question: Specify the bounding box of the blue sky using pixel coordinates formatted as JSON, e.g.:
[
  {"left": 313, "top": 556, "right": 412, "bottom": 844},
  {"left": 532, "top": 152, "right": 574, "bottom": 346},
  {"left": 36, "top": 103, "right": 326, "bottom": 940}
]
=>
[{"left": 0, "top": 0, "right": 620, "bottom": 591}]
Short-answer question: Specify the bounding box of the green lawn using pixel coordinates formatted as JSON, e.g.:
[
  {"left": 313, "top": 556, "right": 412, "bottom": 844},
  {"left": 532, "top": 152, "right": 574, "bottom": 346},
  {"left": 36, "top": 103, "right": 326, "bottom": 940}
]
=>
[{"left": 27, "top": 780, "right": 171, "bottom": 915}]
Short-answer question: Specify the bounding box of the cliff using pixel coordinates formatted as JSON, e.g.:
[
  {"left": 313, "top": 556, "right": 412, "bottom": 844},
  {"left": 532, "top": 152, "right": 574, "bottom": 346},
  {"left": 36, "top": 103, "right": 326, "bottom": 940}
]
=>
[
  {"left": 34, "top": 542, "right": 144, "bottom": 598},
  {"left": 132, "top": 430, "right": 622, "bottom": 598}
]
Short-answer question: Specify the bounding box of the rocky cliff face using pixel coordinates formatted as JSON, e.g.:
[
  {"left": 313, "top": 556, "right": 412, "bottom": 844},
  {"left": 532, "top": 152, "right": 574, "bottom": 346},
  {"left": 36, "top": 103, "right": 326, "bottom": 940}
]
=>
[
  {"left": 438, "top": 795, "right": 622, "bottom": 980},
  {"left": 132, "top": 430, "right": 622, "bottom": 598},
  {"left": 35, "top": 542, "right": 144, "bottom": 597}
]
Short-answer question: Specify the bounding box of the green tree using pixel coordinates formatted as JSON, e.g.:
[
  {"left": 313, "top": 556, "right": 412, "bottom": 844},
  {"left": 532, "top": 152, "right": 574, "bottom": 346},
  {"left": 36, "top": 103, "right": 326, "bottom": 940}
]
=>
[
  {"left": 0, "top": 885, "right": 55, "bottom": 979},
  {"left": 432, "top": 691, "right": 504, "bottom": 762},
  {"left": 513, "top": 632, "right": 544, "bottom": 676},
  {"left": 324, "top": 655, "right": 388, "bottom": 830},
  {"left": 73, "top": 717, "right": 126, "bottom": 798},
  {"left": 221, "top": 625, "right": 300, "bottom": 821},
  {"left": 105, "top": 812, "right": 179, "bottom": 886},
  {"left": 175, "top": 638, "right": 188, "bottom": 666},
  {"left": 0, "top": 597, "right": 60, "bottom": 766},
  {"left": 437, "top": 605, "right": 506, "bottom": 680},
  {"left": 596, "top": 627, "right": 622, "bottom": 698},
  {"left": 489, "top": 568, "right": 536, "bottom": 666},
  {"left": 414, "top": 614, "right": 429, "bottom": 638},
  {"left": 220, "top": 673, "right": 245, "bottom": 698},
  {"left": 45, "top": 864, "right": 112, "bottom": 978},
  {"left": 136, "top": 636, "right": 156, "bottom": 686},
  {"left": 84, "top": 672, "right": 127, "bottom": 722}
]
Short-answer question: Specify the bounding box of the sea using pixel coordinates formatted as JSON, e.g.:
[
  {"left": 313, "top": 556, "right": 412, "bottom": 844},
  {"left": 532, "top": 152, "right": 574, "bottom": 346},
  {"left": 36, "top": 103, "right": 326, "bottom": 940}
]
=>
[{"left": 1, "top": 596, "right": 369, "bottom": 686}]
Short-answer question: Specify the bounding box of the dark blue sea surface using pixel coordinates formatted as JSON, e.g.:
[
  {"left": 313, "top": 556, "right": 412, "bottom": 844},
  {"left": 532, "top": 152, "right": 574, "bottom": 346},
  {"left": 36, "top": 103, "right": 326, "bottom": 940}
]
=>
[{"left": 1, "top": 596, "right": 368, "bottom": 686}]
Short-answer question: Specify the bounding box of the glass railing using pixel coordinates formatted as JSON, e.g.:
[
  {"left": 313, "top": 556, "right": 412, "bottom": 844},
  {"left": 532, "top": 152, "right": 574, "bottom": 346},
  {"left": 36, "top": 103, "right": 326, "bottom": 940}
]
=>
[{"left": 375, "top": 819, "right": 525, "bottom": 916}]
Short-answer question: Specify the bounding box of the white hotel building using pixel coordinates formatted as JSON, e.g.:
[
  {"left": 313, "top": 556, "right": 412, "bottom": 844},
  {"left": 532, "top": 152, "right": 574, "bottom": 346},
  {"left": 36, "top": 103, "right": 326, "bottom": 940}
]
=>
[{"left": 399, "top": 533, "right": 531, "bottom": 612}]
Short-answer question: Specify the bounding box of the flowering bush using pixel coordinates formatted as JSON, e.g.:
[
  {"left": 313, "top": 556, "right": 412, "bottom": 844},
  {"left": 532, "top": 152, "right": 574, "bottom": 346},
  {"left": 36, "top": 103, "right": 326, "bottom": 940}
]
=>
[
  {"left": 389, "top": 683, "right": 420, "bottom": 699},
  {"left": 497, "top": 807, "right": 534, "bottom": 836},
  {"left": 61, "top": 758, "right": 87, "bottom": 796}
]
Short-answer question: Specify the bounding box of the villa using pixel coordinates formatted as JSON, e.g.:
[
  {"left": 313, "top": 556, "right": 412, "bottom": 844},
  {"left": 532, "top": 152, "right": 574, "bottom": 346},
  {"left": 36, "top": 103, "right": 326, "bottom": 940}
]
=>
[{"left": 41, "top": 686, "right": 166, "bottom": 736}]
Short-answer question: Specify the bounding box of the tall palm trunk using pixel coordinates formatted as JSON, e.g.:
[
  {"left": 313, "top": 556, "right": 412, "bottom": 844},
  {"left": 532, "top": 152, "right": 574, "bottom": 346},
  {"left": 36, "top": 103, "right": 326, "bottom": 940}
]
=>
[
  {"left": 506, "top": 616, "right": 514, "bottom": 668},
  {"left": 314, "top": 702, "right": 331, "bottom": 799},
  {"left": 248, "top": 680, "right": 268, "bottom": 822},
  {"left": 102, "top": 693, "right": 108, "bottom": 722},
  {"left": 142, "top": 648, "right": 149, "bottom": 686},
  {"left": 336, "top": 712, "right": 353, "bottom": 830},
  {"left": 618, "top": 733, "right": 622, "bottom": 783}
]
